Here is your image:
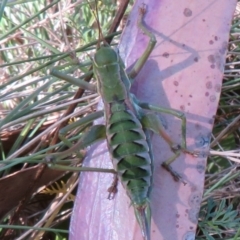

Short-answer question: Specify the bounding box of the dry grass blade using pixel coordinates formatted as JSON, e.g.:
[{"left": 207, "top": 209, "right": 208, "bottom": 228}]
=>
[{"left": 0, "top": 0, "right": 127, "bottom": 239}]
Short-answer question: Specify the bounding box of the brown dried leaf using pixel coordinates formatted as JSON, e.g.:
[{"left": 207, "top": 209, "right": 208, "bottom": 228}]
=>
[{"left": 0, "top": 165, "right": 64, "bottom": 219}]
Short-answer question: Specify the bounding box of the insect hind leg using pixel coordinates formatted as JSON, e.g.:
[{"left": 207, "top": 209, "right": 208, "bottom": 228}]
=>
[
  {"left": 140, "top": 104, "right": 197, "bottom": 181},
  {"left": 107, "top": 174, "right": 118, "bottom": 200}
]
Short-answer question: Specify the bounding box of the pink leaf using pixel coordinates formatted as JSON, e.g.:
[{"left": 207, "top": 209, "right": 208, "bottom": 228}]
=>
[{"left": 70, "top": 0, "right": 236, "bottom": 239}]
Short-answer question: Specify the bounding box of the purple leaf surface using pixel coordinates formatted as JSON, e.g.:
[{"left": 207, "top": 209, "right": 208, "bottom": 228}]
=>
[{"left": 70, "top": 0, "right": 236, "bottom": 239}]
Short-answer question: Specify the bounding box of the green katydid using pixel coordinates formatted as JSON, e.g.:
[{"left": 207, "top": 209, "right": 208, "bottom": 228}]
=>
[{"left": 48, "top": 3, "right": 195, "bottom": 240}]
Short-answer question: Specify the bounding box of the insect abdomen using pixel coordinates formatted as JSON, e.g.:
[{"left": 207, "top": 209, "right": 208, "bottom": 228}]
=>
[{"left": 106, "top": 102, "right": 153, "bottom": 205}]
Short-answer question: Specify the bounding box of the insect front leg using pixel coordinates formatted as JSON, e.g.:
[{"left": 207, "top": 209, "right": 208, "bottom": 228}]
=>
[
  {"left": 127, "top": 5, "right": 157, "bottom": 80},
  {"left": 140, "top": 103, "right": 197, "bottom": 181},
  {"left": 51, "top": 69, "right": 97, "bottom": 92}
]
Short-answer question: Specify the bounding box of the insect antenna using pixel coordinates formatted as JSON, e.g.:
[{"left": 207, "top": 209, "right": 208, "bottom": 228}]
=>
[{"left": 87, "top": 0, "right": 108, "bottom": 48}]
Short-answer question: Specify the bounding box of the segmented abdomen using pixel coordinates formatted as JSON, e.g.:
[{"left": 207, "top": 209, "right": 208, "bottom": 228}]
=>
[{"left": 106, "top": 102, "right": 153, "bottom": 205}]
